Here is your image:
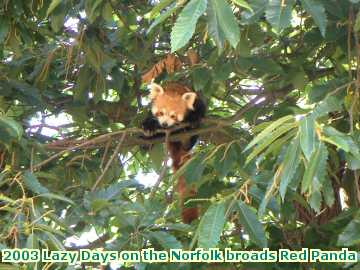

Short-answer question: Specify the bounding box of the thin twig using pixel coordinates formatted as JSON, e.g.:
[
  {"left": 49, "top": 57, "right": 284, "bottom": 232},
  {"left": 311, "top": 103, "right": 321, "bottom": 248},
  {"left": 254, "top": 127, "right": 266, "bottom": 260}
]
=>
[
  {"left": 100, "top": 138, "right": 112, "bottom": 171},
  {"left": 91, "top": 132, "right": 127, "bottom": 192},
  {"left": 33, "top": 128, "right": 138, "bottom": 170}
]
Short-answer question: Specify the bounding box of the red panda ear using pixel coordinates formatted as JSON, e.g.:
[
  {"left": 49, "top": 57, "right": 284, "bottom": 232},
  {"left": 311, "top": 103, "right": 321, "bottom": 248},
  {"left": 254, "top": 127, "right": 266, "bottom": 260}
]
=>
[
  {"left": 149, "top": 83, "right": 164, "bottom": 99},
  {"left": 182, "top": 92, "right": 197, "bottom": 110}
]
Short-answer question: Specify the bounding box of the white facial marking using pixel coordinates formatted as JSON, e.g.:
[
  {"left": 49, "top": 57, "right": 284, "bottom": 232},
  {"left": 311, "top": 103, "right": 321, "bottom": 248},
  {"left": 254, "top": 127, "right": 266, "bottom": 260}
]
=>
[
  {"left": 151, "top": 106, "right": 159, "bottom": 115},
  {"left": 158, "top": 116, "right": 176, "bottom": 127}
]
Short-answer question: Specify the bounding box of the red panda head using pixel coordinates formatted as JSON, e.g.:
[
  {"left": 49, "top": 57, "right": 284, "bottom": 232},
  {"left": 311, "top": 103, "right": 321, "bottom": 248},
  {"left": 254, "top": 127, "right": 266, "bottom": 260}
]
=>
[{"left": 149, "top": 82, "right": 197, "bottom": 127}]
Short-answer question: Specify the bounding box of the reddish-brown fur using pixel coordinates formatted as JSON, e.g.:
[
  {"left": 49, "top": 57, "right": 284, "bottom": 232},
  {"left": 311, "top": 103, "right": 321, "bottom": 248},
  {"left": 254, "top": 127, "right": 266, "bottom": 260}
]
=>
[
  {"left": 144, "top": 82, "right": 202, "bottom": 223},
  {"left": 157, "top": 83, "right": 199, "bottom": 223},
  {"left": 167, "top": 142, "right": 198, "bottom": 223}
]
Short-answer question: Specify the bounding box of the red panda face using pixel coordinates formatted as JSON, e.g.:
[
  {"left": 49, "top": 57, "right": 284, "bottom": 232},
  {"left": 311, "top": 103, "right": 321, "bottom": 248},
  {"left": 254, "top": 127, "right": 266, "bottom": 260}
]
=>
[{"left": 149, "top": 83, "right": 197, "bottom": 127}]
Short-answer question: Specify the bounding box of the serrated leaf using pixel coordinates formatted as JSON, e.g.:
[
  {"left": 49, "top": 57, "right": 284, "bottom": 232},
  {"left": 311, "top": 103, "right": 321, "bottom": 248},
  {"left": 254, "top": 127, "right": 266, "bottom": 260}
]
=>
[
  {"left": 300, "top": 0, "right": 327, "bottom": 37},
  {"left": 36, "top": 193, "right": 75, "bottom": 205},
  {"left": 170, "top": 0, "right": 207, "bottom": 52},
  {"left": 207, "top": 1, "right": 226, "bottom": 50},
  {"left": 301, "top": 142, "right": 327, "bottom": 194},
  {"left": 22, "top": 170, "right": 49, "bottom": 194},
  {"left": 147, "top": 231, "right": 182, "bottom": 249},
  {"left": 337, "top": 213, "right": 360, "bottom": 246},
  {"left": 198, "top": 202, "right": 226, "bottom": 249},
  {"left": 244, "top": 115, "right": 294, "bottom": 152},
  {"left": 279, "top": 135, "right": 301, "bottom": 200},
  {"left": 265, "top": 0, "right": 295, "bottom": 33},
  {"left": 230, "top": 0, "right": 253, "bottom": 11},
  {"left": 246, "top": 122, "right": 297, "bottom": 164},
  {"left": 299, "top": 116, "right": 317, "bottom": 161},
  {"left": 237, "top": 201, "right": 267, "bottom": 247},
  {"left": 207, "top": 0, "right": 240, "bottom": 49}
]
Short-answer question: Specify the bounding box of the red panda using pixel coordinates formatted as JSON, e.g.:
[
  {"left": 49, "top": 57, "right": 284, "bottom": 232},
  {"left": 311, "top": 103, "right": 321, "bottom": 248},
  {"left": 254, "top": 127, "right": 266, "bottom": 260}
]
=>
[{"left": 142, "top": 82, "right": 206, "bottom": 223}]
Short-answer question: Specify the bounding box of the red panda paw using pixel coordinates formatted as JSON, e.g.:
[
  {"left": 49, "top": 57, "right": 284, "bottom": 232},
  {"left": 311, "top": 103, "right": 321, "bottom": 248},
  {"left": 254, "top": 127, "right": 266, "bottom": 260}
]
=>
[{"left": 142, "top": 116, "right": 161, "bottom": 137}]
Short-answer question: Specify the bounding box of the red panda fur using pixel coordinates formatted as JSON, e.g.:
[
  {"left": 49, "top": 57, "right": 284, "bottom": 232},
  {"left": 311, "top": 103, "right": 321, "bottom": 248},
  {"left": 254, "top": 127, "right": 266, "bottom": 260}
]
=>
[
  {"left": 167, "top": 141, "right": 198, "bottom": 224},
  {"left": 142, "top": 82, "right": 206, "bottom": 223}
]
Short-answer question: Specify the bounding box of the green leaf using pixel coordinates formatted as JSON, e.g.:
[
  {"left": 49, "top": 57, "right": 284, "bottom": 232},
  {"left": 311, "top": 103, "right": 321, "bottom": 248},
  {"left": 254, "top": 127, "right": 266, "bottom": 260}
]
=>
[
  {"left": 237, "top": 201, "right": 267, "bottom": 248},
  {"left": 300, "top": 0, "right": 327, "bottom": 37},
  {"left": 322, "top": 127, "right": 360, "bottom": 160},
  {"left": 301, "top": 142, "right": 327, "bottom": 194},
  {"left": 207, "top": 0, "right": 240, "bottom": 49},
  {"left": 198, "top": 202, "right": 226, "bottom": 249},
  {"left": 147, "top": 3, "right": 178, "bottom": 34},
  {"left": 265, "top": 0, "right": 295, "bottom": 33},
  {"left": 150, "top": 0, "right": 174, "bottom": 18},
  {"left": 44, "top": 231, "right": 65, "bottom": 250},
  {"left": 346, "top": 153, "right": 360, "bottom": 170},
  {"left": 311, "top": 96, "right": 343, "bottom": 119},
  {"left": 0, "top": 116, "right": 23, "bottom": 143},
  {"left": 36, "top": 193, "right": 75, "bottom": 205},
  {"left": 246, "top": 122, "right": 297, "bottom": 164},
  {"left": 51, "top": 8, "right": 65, "bottom": 32},
  {"left": 46, "top": 0, "right": 62, "bottom": 16},
  {"left": 337, "top": 213, "right": 360, "bottom": 246},
  {"left": 244, "top": 115, "right": 294, "bottom": 152},
  {"left": 355, "top": 11, "right": 360, "bottom": 32},
  {"left": 183, "top": 152, "right": 206, "bottom": 184},
  {"left": 308, "top": 189, "right": 322, "bottom": 213},
  {"left": 279, "top": 135, "right": 301, "bottom": 200},
  {"left": 170, "top": 0, "right": 208, "bottom": 52},
  {"left": 192, "top": 67, "right": 211, "bottom": 91},
  {"left": 241, "top": 0, "right": 267, "bottom": 24},
  {"left": 213, "top": 142, "right": 237, "bottom": 179},
  {"left": 207, "top": 1, "right": 226, "bottom": 50},
  {"left": 102, "top": 3, "right": 113, "bottom": 21},
  {"left": 26, "top": 233, "right": 39, "bottom": 249},
  {"left": 149, "top": 144, "right": 164, "bottom": 170},
  {"left": 147, "top": 231, "right": 182, "bottom": 249},
  {"left": 323, "top": 176, "right": 335, "bottom": 207},
  {"left": 230, "top": 0, "right": 253, "bottom": 11},
  {"left": 22, "top": 171, "right": 49, "bottom": 194},
  {"left": 0, "top": 17, "right": 10, "bottom": 43},
  {"left": 299, "top": 116, "right": 317, "bottom": 161}
]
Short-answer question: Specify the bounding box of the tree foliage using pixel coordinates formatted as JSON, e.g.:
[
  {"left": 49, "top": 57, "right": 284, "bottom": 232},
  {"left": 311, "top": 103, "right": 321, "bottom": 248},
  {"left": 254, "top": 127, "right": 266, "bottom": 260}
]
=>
[{"left": 0, "top": 0, "right": 360, "bottom": 269}]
